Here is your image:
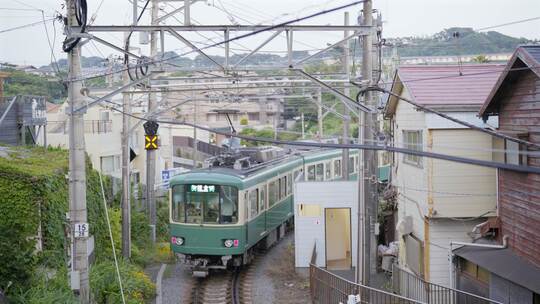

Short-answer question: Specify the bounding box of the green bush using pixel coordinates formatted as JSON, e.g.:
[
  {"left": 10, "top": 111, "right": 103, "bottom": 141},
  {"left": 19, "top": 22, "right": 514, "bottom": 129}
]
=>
[
  {"left": 90, "top": 260, "right": 155, "bottom": 304},
  {"left": 12, "top": 269, "right": 77, "bottom": 304}
]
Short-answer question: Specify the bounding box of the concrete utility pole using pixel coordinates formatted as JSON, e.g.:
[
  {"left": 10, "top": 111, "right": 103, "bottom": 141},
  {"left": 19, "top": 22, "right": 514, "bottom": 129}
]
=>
[
  {"left": 66, "top": 0, "right": 89, "bottom": 301},
  {"left": 121, "top": 66, "right": 132, "bottom": 258},
  {"left": 301, "top": 112, "right": 305, "bottom": 139},
  {"left": 147, "top": 0, "right": 159, "bottom": 243},
  {"left": 317, "top": 88, "right": 323, "bottom": 142},
  {"left": 342, "top": 12, "right": 351, "bottom": 180},
  {"left": 357, "top": 0, "right": 374, "bottom": 285},
  {"left": 193, "top": 89, "right": 197, "bottom": 168}
]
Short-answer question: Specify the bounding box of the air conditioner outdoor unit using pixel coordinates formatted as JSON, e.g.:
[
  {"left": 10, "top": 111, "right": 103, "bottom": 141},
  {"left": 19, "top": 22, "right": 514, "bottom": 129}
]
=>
[{"left": 396, "top": 216, "right": 413, "bottom": 236}]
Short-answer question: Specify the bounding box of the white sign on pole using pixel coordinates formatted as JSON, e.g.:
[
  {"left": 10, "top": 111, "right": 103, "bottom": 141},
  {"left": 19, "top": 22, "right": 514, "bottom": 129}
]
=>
[{"left": 74, "top": 223, "right": 89, "bottom": 238}]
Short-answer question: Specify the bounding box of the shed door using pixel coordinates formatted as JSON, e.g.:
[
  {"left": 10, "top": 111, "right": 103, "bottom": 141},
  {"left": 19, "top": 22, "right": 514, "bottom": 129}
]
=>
[{"left": 325, "top": 208, "right": 352, "bottom": 270}]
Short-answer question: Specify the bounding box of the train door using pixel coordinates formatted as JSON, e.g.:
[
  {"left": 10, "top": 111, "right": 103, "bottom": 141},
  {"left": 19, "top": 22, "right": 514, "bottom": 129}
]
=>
[{"left": 325, "top": 208, "right": 352, "bottom": 270}]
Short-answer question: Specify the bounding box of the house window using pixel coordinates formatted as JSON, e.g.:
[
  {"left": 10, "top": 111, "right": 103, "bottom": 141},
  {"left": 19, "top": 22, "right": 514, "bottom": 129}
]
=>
[
  {"left": 403, "top": 130, "right": 423, "bottom": 167},
  {"left": 505, "top": 139, "right": 527, "bottom": 166},
  {"left": 100, "top": 155, "right": 120, "bottom": 174}
]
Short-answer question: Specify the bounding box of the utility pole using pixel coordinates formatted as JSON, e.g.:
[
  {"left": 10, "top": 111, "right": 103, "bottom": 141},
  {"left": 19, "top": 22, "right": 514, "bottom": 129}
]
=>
[
  {"left": 193, "top": 90, "right": 197, "bottom": 168},
  {"left": 301, "top": 112, "right": 305, "bottom": 139},
  {"left": 317, "top": 88, "right": 323, "bottom": 142},
  {"left": 121, "top": 60, "right": 132, "bottom": 258},
  {"left": 147, "top": 0, "right": 159, "bottom": 243},
  {"left": 342, "top": 12, "right": 350, "bottom": 180},
  {"left": 358, "top": 0, "right": 374, "bottom": 285},
  {"left": 66, "top": 0, "right": 89, "bottom": 301}
]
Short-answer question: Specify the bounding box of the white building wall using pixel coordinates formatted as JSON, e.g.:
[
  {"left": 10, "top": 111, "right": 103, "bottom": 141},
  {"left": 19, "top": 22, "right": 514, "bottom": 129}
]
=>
[
  {"left": 294, "top": 181, "right": 358, "bottom": 269},
  {"left": 428, "top": 218, "right": 484, "bottom": 286},
  {"left": 391, "top": 86, "right": 429, "bottom": 268}
]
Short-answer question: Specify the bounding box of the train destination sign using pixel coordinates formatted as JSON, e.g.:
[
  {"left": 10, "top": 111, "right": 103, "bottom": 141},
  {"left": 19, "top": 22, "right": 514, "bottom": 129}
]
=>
[{"left": 189, "top": 184, "right": 216, "bottom": 193}]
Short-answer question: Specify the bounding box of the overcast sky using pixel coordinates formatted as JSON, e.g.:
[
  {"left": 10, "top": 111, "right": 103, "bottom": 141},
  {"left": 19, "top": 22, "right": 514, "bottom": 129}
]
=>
[{"left": 1, "top": 0, "right": 539, "bottom": 66}]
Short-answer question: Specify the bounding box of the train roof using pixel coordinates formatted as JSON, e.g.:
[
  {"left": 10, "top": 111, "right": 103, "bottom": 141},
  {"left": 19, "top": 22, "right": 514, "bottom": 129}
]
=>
[{"left": 169, "top": 148, "right": 347, "bottom": 189}]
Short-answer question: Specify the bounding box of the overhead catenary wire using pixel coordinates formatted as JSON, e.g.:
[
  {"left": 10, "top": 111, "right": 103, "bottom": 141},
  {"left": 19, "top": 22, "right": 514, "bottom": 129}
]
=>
[
  {"left": 65, "top": 0, "right": 366, "bottom": 82},
  {"left": 354, "top": 84, "right": 540, "bottom": 150},
  {"left": 90, "top": 99, "right": 540, "bottom": 175}
]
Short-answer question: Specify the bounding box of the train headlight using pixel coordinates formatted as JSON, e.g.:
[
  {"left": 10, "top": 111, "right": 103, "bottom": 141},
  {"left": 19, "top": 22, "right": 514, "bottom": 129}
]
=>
[
  {"left": 224, "top": 239, "right": 239, "bottom": 248},
  {"left": 172, "top": 236, "right": 184, "bottom": 246},
  {"left": 224, "top": 239, "right": 234, "bottom": 248}
]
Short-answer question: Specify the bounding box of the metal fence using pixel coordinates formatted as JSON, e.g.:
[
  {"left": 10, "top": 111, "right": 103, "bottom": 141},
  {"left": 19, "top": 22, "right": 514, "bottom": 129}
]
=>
[
  {"left": 310, "top": 265, "right": 425, "bottom": 304},
  {"left": 391, "top": 264, "right": 501, "bottom": 304}
]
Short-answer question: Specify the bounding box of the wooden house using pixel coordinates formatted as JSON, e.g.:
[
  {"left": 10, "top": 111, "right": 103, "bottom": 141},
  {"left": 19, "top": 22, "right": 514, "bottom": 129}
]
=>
[
  {"left": 384, "top": 64, "right": 504, "bottom": 287},
  {"left": 451, "top": 45, "right": 540, "bottom": 303}
]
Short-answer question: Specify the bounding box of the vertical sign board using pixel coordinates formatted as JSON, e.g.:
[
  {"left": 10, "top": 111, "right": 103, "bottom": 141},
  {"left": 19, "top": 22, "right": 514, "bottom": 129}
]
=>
[
  {"left": 74, "top": 223, "right": 89, "bottom": 238},
  {"left": 161, "top": 170, "right": 171, "bottom": 189}
]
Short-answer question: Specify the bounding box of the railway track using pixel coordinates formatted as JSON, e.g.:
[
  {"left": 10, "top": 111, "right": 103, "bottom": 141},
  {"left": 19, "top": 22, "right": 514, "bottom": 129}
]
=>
[{"left": 189, "top": 254, "right": 260, "bottom": 304}]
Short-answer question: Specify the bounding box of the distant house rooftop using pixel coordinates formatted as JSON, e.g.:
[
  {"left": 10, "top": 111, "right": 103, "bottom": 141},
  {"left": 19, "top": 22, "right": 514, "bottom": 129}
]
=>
[
  {"left": 479, "top": 45, "right": 540, "bottom": 119},
  {"left": 384, "top": 64, "right": 505, "bottom": 118}
]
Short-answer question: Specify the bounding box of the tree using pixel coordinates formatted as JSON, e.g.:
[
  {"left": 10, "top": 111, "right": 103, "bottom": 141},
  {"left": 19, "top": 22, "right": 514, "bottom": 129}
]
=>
[{"left": 472, "top": 55, "right": 490, "bottom": 63}]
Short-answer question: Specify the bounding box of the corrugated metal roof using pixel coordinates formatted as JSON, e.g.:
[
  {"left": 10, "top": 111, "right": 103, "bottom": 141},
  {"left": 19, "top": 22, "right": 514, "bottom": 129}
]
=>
[
  {"left": 397, "top": 64, "right": 505, "bottom": 106},
  {"left": 479, "top": 45, "right": 540, "bottom": 117},
  {"left": 521, "top": 45, "right": 540, "bottom": 65}
]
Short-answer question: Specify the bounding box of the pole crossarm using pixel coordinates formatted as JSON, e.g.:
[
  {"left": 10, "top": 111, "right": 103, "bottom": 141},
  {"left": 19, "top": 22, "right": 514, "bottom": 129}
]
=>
[
  {"left": 233, "top": 30, "right": 283, "bottom": 68},
  {"left": 294, "top": 32, "right": 358, "bottom": 66},
  {"left": 74, "top": 25, "right": 373, "bottom": 33},
  {"left": 74, "top": 73, "right": 154, "bottom": 113},
  {"left": 74, "top": 34, "right": 142, "bottom": 59},
  {"left": 155, "top": 0, "right": 199, "bottom": 23},
  {"left": 293, "top": 68, "right": 373, "bottom": 114},
  {"left": 310, "top": 96, "right": 349, "bottom": 120},
  {"left": 167, "top": 28, "right": 225, "bottom": 70}
]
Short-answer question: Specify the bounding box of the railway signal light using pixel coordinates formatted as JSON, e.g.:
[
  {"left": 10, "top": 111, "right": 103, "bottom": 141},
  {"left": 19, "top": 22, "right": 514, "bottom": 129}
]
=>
[{"left": 145, "top": 135, "right": 158, "bottom": 150}]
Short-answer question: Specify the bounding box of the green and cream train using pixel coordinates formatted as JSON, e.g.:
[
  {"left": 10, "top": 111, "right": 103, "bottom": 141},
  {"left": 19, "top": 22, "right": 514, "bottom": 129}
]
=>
[{"left": 169, "top": 146, "right": 359, "bottom": 276}]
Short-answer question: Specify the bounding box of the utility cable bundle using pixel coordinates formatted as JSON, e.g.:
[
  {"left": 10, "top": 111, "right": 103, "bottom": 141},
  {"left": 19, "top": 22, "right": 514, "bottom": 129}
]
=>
[{"left": 62, "top": 0, "right": 87, "bottom": 52}]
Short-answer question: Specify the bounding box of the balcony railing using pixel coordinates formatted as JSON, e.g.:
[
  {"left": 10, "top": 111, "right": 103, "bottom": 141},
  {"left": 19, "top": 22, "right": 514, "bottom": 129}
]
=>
[{"left": 47, "top": 120, "right": 112, "bottom": 134}]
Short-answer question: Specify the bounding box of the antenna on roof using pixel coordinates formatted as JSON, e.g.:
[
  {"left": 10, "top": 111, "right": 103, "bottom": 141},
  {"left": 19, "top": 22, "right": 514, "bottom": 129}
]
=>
[{"left": 452, "top": 31, "right": 464, "bottom": 76}]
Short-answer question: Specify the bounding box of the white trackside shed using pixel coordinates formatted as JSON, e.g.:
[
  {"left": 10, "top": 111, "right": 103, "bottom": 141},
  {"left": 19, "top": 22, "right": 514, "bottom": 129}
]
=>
[{"left": 294, "top": 180, "right": 358, "bottom": 272}]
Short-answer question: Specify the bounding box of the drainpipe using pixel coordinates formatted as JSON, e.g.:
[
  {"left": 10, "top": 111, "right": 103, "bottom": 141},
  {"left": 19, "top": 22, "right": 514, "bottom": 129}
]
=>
[
  {"left": 471, "top": 221, "right": 489, "bottom": 235},
  {"left": 448, "top": 235, "right": 509, "bottom": 288}
]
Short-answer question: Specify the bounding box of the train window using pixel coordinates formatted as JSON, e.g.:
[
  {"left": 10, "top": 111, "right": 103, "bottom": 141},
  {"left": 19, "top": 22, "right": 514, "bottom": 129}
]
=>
[
  {"left": 259, "top": 186, "right": 266, "bottom": 211},
  {"left": 203, "top": 192, "right": 220, "bottom": 224},
  {"left": 315, "top": 163, "right": 324, "bottom": 181},
  {"left": 307, "top": 165, "right": 316, "bottom": 181},
  {"left": 325, "top": 162, "right": 332, "bottom": 180},
  {"left": 171, "top": 184, "right": 238, "bottom": 224},
  {"left": 287, "top": 173, "right": 292, "bottom": 195},
  {"left": 279, "top": 177, "right": 286, "bottom": 199},
  {"left": 269, "top": 180, "right": 277, "bottom": 207},
  {"left": 249, "top": 189, "right": 258, "bottom": 219},
  {"left": 349, "top": 156, "right": 355, "bottom": 174},
  {"left": 172, "top": 185, "right": 186, "bottom": 222},
  {"left": 334, "top": 159, "right": 342, "bottom": 177}
]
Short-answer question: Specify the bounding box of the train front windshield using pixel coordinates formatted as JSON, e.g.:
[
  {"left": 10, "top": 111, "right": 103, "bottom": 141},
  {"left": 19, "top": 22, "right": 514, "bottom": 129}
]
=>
[{"left": 172, "top": 184, "right": 239, "bottom": 224}]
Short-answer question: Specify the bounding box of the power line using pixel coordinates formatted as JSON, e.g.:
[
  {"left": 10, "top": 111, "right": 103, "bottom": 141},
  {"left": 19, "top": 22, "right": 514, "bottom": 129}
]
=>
[
  {"left": 475, "top": 16, "right": 540, "bottom": 32},
  {"left": 358, "top": 85, "right": 540, "bottom": 150},
  {"left": 66, "top": 0, "right": 366, "bottom": 82},
  {"left": 91, "top": 100, "right": 540, "bottom": 175},
  {"left": 0, "top": 17, "right": 55, "bottom": 34}
]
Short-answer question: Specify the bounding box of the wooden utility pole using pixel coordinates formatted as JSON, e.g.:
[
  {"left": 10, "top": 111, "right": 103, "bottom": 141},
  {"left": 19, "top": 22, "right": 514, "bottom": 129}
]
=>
[
  {"left": 342, "top": 12, "right": 351, "bottom": 180},
  {"left": 147, "top": 0, "right": 159, "bottom": 243},
  {"left": 66, "top": 0, "right": 90, "bottom": 301}
]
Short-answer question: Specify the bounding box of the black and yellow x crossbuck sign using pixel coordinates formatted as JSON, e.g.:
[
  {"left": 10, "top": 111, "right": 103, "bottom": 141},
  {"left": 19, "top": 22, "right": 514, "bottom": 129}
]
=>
[{"left": 145, "top": 135, "right": 158, "bottom": 150}]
